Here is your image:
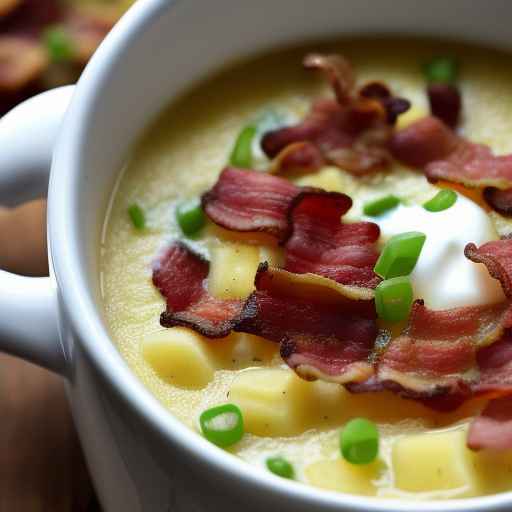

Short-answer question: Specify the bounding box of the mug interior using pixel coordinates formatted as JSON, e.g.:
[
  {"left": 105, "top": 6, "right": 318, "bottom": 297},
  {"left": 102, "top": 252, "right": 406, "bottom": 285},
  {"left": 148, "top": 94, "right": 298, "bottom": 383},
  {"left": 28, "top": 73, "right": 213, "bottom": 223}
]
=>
[{"left": 49, "top": 0, "right": 512, "bottom": 510}]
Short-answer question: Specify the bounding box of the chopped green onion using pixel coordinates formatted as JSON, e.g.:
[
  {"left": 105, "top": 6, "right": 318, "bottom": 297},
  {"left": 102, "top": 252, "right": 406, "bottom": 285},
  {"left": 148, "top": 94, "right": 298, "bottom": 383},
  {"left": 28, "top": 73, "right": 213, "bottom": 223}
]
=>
[
  {"left": 230, "top": 125, "right": 257, "bottom": 168},
  {"left": 363, "top": 195, "right": 400, "bottom": 217},
  {"left": 340, "top": 418, "right": 379, "bottom": 465},
  {"left": 199, "top": 404, "right": 244, "bottom": 447},
  {"left": 423, "top": 56, "right": 458, "bottom": 84},
  {"left": 44, "top": 26, "right": 75, "bottom": 63},
  {"left": 374, "top": 231, "right": 426, "bottom": 279},
  {"left": 423, "top": 189, "right": 457, "bottom": 212},
  {"left": 176, "top": 198, "right": 205, "bottom": 236},
  {"left": 266, "top": 456, "right": 295, "bottom": 479},
  {"left": 375, "top": 276, "right": 413, "bottom": 323},
  {"left": 128, "top": 204, "right": 145, "bottom": 230}
]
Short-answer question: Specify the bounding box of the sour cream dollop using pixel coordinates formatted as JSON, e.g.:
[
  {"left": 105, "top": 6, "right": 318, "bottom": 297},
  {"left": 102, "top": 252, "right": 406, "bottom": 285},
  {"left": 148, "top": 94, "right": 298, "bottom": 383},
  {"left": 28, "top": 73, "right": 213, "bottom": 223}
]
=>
[{"left": 369, "top": 194, "right": 505, "bottom": 309}]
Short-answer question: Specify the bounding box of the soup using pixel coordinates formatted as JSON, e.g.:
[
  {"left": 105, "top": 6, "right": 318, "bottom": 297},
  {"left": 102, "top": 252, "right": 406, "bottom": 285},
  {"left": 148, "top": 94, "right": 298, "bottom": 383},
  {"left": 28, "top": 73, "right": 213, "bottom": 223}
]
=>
[{"left": 101, "top": 39, "right": 512, "bottom": 500}]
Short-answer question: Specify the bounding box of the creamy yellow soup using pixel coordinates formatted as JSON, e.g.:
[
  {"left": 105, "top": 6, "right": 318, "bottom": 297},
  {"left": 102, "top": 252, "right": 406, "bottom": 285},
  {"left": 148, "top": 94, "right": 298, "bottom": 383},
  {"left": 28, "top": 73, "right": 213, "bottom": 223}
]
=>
[{"left": 101, "top": 39, "right": 512, "bottom": 500}]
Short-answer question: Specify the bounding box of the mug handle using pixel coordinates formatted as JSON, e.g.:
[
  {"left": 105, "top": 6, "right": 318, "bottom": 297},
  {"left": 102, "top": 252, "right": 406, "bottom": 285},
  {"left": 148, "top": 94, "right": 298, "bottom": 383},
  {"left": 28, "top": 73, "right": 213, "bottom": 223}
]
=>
[{"left": 0, "top": 86, "right": 75, "bottom": 374}]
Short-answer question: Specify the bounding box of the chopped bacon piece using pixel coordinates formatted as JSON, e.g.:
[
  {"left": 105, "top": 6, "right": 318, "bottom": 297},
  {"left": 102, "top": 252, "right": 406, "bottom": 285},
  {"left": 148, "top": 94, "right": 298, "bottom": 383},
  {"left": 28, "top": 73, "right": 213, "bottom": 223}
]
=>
[
  {"left": 391, "top": 116, "right": 512, "bottom": 191},
  {"left": 0, "top": 36, "right": 48, "bottom": 92},
  {"left": 483, "top": 187, "right": 512, "bottom": 216},
  {"left": 202, "top": 168, "right": 381, "bottom": 289},
  {"left": 474, "top": 332, "right": 512, "bottom": 398},
  {"left": 154, "top": 242, "right": 242, "bottom": 337},
  {"left": 261, "top": 54, "right": 409, "bottom": 176},
  {"left": 359, "top": 81, "right": 411, "bottom": 124},
  {"left": 468, "top": 396, "right": 512, "bottom": 451},
  {"left": 269, "top": 141, "right": 325, "bottom": 175},
  {"left": 427, "top": 141, "right": 512, "bottom": 190},
  {"left": 389, "top": 116, "right": 459, "bottom": 168},
  {"left": 427, "top": 83, "right": 461, "bottom": 129},
  {"left": 303, "top": 53, "right": 354, "bottom": 105},
  {"left": 284, "top": 192, "right": 381, "bottom": 288},
  {"left": 377, "top": 300, "right": 512, "bottom": 402},
  {"left": 235, "top": 265, "right": 377, "bottom": 384},
  {"left": 465, "top": 239, "right": 512, "bottom": 299},
  {"left": 154, "top": 246, "right": 379, "bottom": 384},
  {"left": 202, "top": 167, "right": 302, "bottom": 241}
]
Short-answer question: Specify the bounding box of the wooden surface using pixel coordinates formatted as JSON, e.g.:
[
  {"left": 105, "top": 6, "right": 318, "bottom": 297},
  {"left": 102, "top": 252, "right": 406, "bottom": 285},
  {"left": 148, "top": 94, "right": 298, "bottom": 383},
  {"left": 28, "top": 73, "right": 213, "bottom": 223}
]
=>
[{"left": 0, "top": 200, "right": 101, "bottom": 511}]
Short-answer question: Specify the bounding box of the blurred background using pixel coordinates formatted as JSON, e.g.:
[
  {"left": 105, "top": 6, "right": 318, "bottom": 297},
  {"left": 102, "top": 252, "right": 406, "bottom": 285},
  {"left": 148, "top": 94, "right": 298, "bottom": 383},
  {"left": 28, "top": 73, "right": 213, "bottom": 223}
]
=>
[{"left": 0, "top": 1, "right": 134, "bottom": 511}]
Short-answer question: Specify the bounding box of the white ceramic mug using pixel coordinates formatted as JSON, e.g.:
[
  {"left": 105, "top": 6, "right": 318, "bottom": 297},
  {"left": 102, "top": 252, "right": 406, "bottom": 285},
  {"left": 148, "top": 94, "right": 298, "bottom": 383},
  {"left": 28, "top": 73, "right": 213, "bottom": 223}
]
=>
[{"left": 1, "top": 1, "right": 512, "bottom": 510}]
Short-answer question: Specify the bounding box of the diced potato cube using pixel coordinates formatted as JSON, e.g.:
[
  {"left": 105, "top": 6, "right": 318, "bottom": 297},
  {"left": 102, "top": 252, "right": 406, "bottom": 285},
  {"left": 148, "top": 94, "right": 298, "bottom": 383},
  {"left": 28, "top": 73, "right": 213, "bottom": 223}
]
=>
[
  {"left": 469, "top": 446, "right": 512, "bottom": 495},
  {"left": 305, "top": 458, "right": 380, "bottom": 495},
  {"left": 294, "top": 167, "right": 353, "bottom": 193},
  {"left": 229, "top": 368, "right": 348, "bottom": 436},
  {"left": 143, "top": 328, "right": 215, "bottom": 389},
  {"left": 229, "top": 368, "right": 307, "bottom": 436},
  {"left": 396, "top": 104, "right": 429, "bottom": 130},
  {"left": 392, "top": 429, "right": 479, "bottom": 496},
  {"left": 208, "top": 243, "right": 260, "bottom": 299}
]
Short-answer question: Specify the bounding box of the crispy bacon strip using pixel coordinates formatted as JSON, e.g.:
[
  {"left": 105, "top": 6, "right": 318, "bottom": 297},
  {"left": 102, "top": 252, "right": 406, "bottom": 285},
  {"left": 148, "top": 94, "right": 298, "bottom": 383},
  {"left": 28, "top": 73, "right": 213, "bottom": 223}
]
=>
[
  {"left": 483, "top": 187, "right": 512, "bottom": 216},
  {"left": 153, "top": 246, "right": 379, "bottom": 384},
  {"left": 154, "top": 242, "right": 242, "bottom": 337},
  {"left": 474, "top": 332, "right": 512, "bottom": 399},
  {"left": 303, "top": 53, "right": 354, "bottom": 105},
  {"left": 203, "top": 168, "right": 381, "bottom": 289},
  {"left": 262, "top": 54, "right": 409, "bottom": 176},
  {"left": 465, "top": 239, "right": 512, "bottom": 299},
  {"left": 391, "top": 116, "right": 512, "bottom": 192},
  {"left": 284, "top": 192, "right": 381, "bottom": 288},
  {"left": 377, "top": 300, "right": 512, "bottom": 401},
  {"left": 468, "top": 396, "right": 512, "bottom": 451},
  {"left": 269, "top": 141, "right": 325, "bottom": 175},
  {"left": 202, "top": 167, "right": 303, "bottom": 241},
  {"left": 389, "top": 115, "right": 459, "bottom": 168},
  {"left": 235, "top": 265, "right": 377, "bottom": 384}
]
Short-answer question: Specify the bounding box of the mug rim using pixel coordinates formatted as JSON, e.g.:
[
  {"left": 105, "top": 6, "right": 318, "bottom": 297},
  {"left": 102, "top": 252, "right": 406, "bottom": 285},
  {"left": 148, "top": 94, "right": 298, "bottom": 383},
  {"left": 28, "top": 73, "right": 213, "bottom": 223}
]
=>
[{"left": 47, "top": 1, "right": 512, "bottom": 510}]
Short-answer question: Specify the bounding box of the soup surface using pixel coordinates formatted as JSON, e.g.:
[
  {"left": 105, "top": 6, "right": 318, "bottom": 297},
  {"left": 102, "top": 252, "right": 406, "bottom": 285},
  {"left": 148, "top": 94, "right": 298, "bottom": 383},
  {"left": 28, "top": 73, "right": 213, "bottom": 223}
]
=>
[{"left": 101, "top": 39, "right": 512, "bottom": 499}]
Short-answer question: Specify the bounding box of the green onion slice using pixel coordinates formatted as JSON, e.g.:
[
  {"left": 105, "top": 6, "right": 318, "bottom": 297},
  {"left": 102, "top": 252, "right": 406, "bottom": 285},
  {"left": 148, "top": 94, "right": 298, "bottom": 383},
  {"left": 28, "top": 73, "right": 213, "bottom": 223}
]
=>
[
  {"left": 229, "top": 125, "right": 257, "bottom": 168},
  {"left": 423, "top": 56, "right": 458, "bottom": 84},
  {"left": 266, "top": 456, "right": 295, "bottom": 479},
  {"left": 128, "top": 204, "right": 146, "bottom": 230},
  {"left": 374, "top": 231, "right": 426, "bottom": 279},
  {"left": 44, "top": 26, "right": 75, "bottom": 63},
  {"left": 363, "top": 195, "right": 400, "bottom": 217},
  {"left": 340, "top": 418, "right": 379, "bottom": 465},
  {"left": 199, "top": 404, "right": 244, "bottom": 447},
  {"left": 176, "top": 197, "right": 206, "bottom": 236},
  {"left": 423, "top": 189, "right": 457, "bottom": 212},
  {"left": 375, "top": 276, "right": 413, "bottom": 323}
]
